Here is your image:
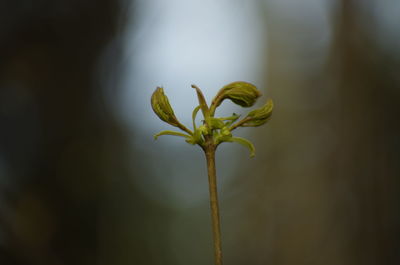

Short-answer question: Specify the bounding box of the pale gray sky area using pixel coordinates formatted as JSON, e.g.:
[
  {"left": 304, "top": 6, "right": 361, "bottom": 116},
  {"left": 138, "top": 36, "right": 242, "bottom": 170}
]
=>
[{"left": 118, "top": 0, "right": 268, "bottom": 133}]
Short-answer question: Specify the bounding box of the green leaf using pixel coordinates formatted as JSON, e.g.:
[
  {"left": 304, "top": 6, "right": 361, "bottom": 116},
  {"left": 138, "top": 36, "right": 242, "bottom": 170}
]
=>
[
  {"left": 212, "top": 81, "right": 262, "bottom": 108},
  {"left": 151, "top": 87, "right": 180, "bottom": 127},
  {"left": 229, "top": 137, "right": 256, "bottom": 157},
  {"left": 154, "top": 130, "right": 191, "bottom": 140},
  {"left": 241, "top": 99, "right": 273, "bottom": 127},
  {"left": 191, "top": 84, "right": 210, "bottom": 121}
]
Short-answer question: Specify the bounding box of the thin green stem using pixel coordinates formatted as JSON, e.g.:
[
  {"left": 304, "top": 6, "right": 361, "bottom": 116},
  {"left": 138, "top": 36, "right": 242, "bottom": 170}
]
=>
[
  {"left": 228, "top": 117, "right": 251, "bottom": 131},
  {"left": 177, "top": 123, "right": 193, "bottom": 136},
  {"left": 204, "top": 139, "right": 223, "bottom": 265}
]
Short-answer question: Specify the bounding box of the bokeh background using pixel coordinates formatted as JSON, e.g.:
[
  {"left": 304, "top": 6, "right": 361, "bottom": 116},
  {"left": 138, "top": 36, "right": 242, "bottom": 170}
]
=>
[{"left": 1, "top": 0, "right": 399, "bottom": 265}]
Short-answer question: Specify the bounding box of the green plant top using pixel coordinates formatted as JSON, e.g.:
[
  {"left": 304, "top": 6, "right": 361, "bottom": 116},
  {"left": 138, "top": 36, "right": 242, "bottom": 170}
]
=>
[
  {"left": 151, "top": 81, "right": 273, "bottom": 157},
  {"left": 151, "top": 81, "right": 273, "bottom": 265}
]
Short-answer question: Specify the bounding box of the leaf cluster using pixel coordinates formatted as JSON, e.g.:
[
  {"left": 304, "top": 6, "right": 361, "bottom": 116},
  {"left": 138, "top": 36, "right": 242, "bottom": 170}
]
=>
[{"left": 151, "top": 81, "right": 273, "bottom": 157}]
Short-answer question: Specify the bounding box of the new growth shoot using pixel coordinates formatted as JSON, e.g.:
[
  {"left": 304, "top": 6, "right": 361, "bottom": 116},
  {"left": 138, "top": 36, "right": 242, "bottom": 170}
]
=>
[{"left": 151, "top": 81, "right": 273, "bottom": 265}]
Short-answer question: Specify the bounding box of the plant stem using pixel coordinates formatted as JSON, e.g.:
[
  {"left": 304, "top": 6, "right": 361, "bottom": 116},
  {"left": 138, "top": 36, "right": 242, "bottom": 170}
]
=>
[
  {"left": 228, "top": 116, "right": 251, "bottom": 131},
  {"left": 204, "top": 140, "right": 223, "bottom": 265}
]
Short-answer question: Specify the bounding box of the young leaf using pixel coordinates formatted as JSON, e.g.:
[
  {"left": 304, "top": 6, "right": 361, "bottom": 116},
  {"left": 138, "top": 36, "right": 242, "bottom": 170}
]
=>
[
  {"left": 151, "top": 87, "right": 180, "bottom": 127},
  {"left": 191, "top": 84, "right": 210, "bottom": 120},
  {"left": 211, "top": 81, "right": 262, "bottom": 111},
  {"left": 154, "top": 130, "right": 191, "bottom": 140},
  {"left": 229, "top": 137, "right": 256, "bottom": 157},
  {"left": 241, "top": 99, "right": 273, "bottom": 127}
]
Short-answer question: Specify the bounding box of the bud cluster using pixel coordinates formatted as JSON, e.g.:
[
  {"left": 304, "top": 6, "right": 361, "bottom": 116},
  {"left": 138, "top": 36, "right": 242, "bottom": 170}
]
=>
[{"left": 151, "top": 81, "right": 273, "bottom": 157}]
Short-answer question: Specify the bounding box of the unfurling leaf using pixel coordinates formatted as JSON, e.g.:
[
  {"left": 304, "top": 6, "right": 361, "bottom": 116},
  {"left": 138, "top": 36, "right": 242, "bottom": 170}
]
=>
[
  {"left": 151, "top": 87, "right": 180, "bottom": 127},
  {"left": 192, "top": 84, "right": 210, "bottom": 120},
  {"left": 212, "top": 81, "right": 262, "bottom": 108},
  {"left": 229, "top": 137, "right": 256, "bottom": 157},
  {"left": 241, "top": 99, "right": 273, "bottom": 127}
]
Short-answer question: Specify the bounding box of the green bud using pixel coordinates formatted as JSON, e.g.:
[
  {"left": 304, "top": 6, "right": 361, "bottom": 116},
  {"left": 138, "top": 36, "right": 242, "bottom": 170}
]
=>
[
  {"left": 214, "top": 126, "right": 232, "bottom": 145},
  {"left": 213, "top": 81, "right": 262, "bottom": 108},
  {"left": 221, "top": 127, "right": 231, "bottom": 136},
  {"left": 209, "top": 117, "right": 225, "bottom": 129},
  {"left": 151, "top": 87, "right": 180, "bottom": 127},
  {"left": 186, "top": 125, "right": 206, "bottom": 145},
  {"left": 241, "top": 99, "right": 273, "bottom": 127},
  {"left": 198, "top": 125, "right": 209, "bottom": 135}
]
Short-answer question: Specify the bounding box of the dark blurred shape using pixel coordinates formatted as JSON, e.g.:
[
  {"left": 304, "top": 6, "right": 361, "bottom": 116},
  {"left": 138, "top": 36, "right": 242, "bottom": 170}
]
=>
[
  {"left": 0, "top": 1, "right": 151, "bottom": 265},
  {"left": 328, "top": 1, "right": 400, "bottom": 264},
  {"left": 226, "top": 1, "right": 400, "bottom": 265}
]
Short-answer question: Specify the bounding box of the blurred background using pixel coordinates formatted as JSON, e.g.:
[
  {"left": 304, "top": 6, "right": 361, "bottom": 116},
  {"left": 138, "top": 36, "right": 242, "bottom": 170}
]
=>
[{"left": 0, "top": 0, "right": 399, "bottom": 264}]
